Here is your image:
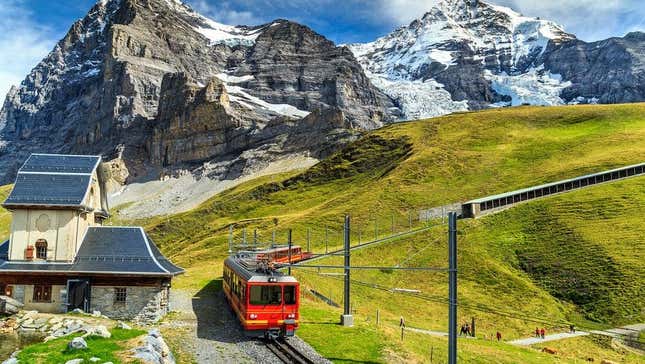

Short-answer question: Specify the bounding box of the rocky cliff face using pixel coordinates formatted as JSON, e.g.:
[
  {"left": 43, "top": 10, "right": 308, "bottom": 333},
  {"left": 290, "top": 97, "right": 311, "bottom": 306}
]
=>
[
  {"left": 0, "top": 0, "right": 395, "bottom": 184},
  {"left": 348, "top": 0, "right": 644, "bottom": 120}
]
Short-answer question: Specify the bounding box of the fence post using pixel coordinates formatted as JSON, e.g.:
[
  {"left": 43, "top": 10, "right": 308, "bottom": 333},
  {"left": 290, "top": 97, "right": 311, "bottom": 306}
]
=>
[
  {"left": 307, "top": 228, "right": 311, "bottom": 252},
  {"left": 288, "top": 229, "right": 292, "bottom": 276},
  {"left": 253, "top": 229, "right": 257, "bottom": 248},
  {"left": 228, "top": 224, "right": 233, "bottom": 253},
  {"left": 471, "top": 317, "right": 476, "bottom": 337},
  {"left": 374, "top": 218, "right": 378, "bottom": 240},
  {"left": 391, "top": 214, "right": 395, "bottom": 234},
  {"left": 243, "top": 228, "right": 247, "bottom": 246},
  {"left": 271, "top": 230, "right": 275, "bottom": 245},
  {"left": 325, "top": 227, "right": 329, "bottom": 254},
  {"left": 409, "top": 211, "right": 412, "bottom": 231}
]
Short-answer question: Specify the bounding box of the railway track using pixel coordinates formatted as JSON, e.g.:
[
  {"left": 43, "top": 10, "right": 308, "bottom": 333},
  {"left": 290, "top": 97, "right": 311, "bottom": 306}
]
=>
[{"left": 265, "top": 338, "right": 316, "bottom": 364}]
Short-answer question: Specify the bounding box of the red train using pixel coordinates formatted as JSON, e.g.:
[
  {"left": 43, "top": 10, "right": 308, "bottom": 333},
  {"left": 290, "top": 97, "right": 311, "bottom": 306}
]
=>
[
  {"left": 254, "top": 245, "right": 313, "bottom": 264},
  {"left": 223, "top": 254, "right": 300, "bottom": 338}
]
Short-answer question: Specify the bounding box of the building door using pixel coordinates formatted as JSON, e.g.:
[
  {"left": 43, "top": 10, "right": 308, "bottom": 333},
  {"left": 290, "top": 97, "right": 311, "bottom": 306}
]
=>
[{"left": 67, "top": 279, "right": 91, "bottom": 312}]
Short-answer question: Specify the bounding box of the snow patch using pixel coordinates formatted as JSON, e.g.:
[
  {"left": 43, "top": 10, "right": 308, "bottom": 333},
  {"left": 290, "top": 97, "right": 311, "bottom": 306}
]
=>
[
  {"left": 371, "top": 76, "right": 468, "bottom": 120},
  {"left": 485, "top": 67, "right": 571, "bottom": 106},
  {"left": 215, "top": 73, "right": 254, "bottom": 83},
  {"left": 194, "top": 18, "right": 265, "bottom": 47},
  {"left": 224, "top": 84, "right": 310, "bottom": 119}
]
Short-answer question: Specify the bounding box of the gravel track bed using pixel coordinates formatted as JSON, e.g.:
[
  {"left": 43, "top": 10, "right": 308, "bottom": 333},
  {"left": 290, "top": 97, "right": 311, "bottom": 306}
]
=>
[{"left": 165, "top": 288, "right": 327, "bottom": 363}]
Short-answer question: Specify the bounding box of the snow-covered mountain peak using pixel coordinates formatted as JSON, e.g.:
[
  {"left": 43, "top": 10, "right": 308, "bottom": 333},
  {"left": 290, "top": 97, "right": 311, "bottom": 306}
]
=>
[{"left": 347, "top": 0, "right": 581, "bottom": 120}]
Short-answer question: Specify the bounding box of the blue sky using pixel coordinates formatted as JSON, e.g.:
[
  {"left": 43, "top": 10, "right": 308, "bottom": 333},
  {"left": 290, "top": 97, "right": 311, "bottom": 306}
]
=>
[{"left": 1, "top": 0, "right": 643, "bottom": 100}]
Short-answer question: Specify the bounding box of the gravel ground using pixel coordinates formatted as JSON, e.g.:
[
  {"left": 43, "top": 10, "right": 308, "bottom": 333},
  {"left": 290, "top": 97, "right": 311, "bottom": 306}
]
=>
[{"left": 164, "top": 288, "right": 329, "bottom": 364}]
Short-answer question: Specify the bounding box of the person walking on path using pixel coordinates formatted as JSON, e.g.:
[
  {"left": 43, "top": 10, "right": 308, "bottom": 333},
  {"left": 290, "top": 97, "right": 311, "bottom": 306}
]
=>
[
  {"left": 399, "top": 316, "right": 405, "bottom": 328},
  {"left": 569, "top": 324, "right": 575, "bottom": 333},
  {"left": 496, "top": 331, "right": 502, "bottom": 341},
  {"left": 535, "top": 327, "right": 540, "bottom": 338},
  {"left": 540, "top": 328, "right": 545, "bottom": 339}
]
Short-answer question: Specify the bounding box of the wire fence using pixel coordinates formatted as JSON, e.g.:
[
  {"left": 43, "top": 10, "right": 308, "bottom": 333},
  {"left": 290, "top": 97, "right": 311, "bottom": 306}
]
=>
[{"left": 226, "top": 205, "right": 460, "bottom": 254}]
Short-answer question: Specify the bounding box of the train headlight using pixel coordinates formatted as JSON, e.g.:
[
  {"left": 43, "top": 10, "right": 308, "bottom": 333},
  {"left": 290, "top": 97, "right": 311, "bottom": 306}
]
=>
[
  {"left": 287, "top": 313, "right": 296, "bottom": 319},
  {"left": 249, "top": 314, "right": 258, "bottom": 319}
]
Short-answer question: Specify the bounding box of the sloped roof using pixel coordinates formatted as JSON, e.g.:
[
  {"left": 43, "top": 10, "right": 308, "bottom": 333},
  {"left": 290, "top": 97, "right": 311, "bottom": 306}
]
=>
[
  {"left": 0, "top": 227, "right": 183, "bottom": 277},
  {"left": 3, "top": 154, "right": 101, "bottom": 209}
]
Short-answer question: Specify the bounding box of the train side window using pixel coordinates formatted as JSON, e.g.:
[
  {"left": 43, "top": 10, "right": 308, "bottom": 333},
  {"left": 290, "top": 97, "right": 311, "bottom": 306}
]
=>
[{"left": 284, "top": 286, "right": 296, "bottom": 305}]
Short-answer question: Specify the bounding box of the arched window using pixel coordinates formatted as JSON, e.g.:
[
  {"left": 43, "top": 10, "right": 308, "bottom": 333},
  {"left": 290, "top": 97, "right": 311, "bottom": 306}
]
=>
[{"left": 35, "top": 239, "right": 47, "bottom": 260}]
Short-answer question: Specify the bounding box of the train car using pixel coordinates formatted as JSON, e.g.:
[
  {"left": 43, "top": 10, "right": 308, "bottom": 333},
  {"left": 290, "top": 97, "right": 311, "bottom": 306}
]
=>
[
  {"left": 223, "top": 254, "right": 300, "bottom": 338},
  {"left": 255, "top": 245, "right": 313, "bottom": 264}
]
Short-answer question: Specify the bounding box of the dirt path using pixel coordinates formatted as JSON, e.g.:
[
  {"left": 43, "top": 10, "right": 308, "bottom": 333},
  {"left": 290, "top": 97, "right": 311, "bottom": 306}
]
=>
[{"left": 509, "top": 323, "right": 645, "bottom": 346}]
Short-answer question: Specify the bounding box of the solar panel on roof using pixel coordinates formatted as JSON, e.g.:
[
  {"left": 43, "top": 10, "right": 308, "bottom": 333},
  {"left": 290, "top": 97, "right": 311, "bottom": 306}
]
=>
[{"left": 20, "top": 154, "right": 100, "bottom": 174}]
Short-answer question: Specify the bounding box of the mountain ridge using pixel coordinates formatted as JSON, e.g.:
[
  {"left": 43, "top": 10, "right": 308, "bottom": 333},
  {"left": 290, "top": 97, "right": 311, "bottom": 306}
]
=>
[
  {"left": 0, "top": 0, "right": 643, "bottom": 185},
  {"left": 0, "top": 0, "right": 394, "bottom": 184},
  {"left": 348, "top": 0, "right": 644, "bottom": 120}
]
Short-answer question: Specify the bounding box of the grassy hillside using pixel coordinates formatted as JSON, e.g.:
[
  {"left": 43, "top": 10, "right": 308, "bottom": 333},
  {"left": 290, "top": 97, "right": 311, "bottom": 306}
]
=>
[
  {"left": 137, "top": 103, "right": 645, "bottom": 265},
  {"left": 0, "top": 185, "right": 12, "bottom": 240},
  {"left": 121, "top": 103, "right": 645, "bottom": 363}
]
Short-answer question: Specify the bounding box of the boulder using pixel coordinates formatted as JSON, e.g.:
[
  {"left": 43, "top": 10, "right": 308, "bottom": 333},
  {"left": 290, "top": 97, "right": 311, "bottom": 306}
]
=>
[
  {"left": 83, "top": 325, "right": 111, "bottom": 339},
  {"left": 116, "top": 321, "right": 131, "bottom": 330},
  {"left": 65, "top": 360, "right": 84, "bottom": 364},
  {"left": 0, "top": 296, "right": 24, "bottom": 315},
  {"left": 68, "top": 337, "right": 88, "bottom": 350}
]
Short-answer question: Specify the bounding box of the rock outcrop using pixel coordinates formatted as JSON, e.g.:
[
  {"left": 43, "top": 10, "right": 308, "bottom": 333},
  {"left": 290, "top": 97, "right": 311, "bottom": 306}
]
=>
[{"left": 0, "top": 0, "right": 395, "bottom": 183}]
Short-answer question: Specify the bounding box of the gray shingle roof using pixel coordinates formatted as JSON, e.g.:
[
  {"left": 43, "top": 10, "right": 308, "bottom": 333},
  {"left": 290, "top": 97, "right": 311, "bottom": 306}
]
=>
[
  {"left": 3, "top": 154, "right": 101, "bottom": 209},
  {"left": 0, "top": 227, "right": 183, "bottom": 277},
  {"left": 20, "top": 154, "right": 100, "bottom": 174}
]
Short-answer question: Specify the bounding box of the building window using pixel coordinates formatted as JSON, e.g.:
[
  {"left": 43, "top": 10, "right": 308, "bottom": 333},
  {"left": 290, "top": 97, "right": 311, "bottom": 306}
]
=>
[
  {"left": 35, "top": 239, "right": 47, "bottom": 260},
  {"left": 114, "top": 288, "right": 127, "bottom": 304},
  {"left": 33, "top": 285, "right": 52, "bottom": 302}
]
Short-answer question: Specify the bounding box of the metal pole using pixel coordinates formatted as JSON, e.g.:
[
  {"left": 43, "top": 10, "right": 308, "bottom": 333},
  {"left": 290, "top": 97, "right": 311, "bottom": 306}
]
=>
[
  {"left": 341, "top": 215, "right": 353, "bottom": 326},
  {"left": 307, "top": 228, "right": 311, "bottom": 252},
  {"left": 228, "top": 225, "right": 233, "bottom": 253},
  {"left": 288, "top": 229, "right": 292, "bottom": 276},
  {"left": 272, "top": 230, "right": 275, "bottom": 245},
  {"left": 448, "top": 212, "right": 458, "bottom": 364},
  {"left": 253, "top": 229, "right": 257, "bottom": 248},
  {"left": 325, "top": 227, "right": 329, "bottom": 254},
  {"left": 471, "top": 317, "right": 476, "bottom": 337},
  {"left": 243, "top": 228, "right": 247, "bottom": 246},
  {"left": 409, "top": 211, "right": 412, "bottom": 231},
  {"left": 391, "top": 214, "right": 395, "bottom": 234}
]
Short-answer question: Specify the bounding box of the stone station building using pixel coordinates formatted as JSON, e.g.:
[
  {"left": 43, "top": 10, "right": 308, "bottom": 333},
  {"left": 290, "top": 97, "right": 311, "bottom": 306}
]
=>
[{"left": 0, "top": 154, "right": 183, "bottom": 322}]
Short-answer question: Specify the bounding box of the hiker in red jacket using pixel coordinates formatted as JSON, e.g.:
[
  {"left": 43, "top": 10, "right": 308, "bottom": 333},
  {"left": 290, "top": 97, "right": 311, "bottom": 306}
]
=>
[{"left": 540, "top": 328, "right": 546, "bottom": 339}]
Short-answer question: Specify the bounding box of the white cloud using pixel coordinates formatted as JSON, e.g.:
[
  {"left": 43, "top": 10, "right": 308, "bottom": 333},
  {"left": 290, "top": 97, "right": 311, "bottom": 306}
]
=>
[
  {"left": 188, "top": 0, "right": 263, "bottom": 25},
  {"left": 0, "top": 1, "right": 57, "bottom": 102}
]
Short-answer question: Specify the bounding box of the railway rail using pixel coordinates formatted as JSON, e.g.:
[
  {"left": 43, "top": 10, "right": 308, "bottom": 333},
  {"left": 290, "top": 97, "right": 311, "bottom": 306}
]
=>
[{"left": 265, "top": 338, "right": 316, "bottom": 364}]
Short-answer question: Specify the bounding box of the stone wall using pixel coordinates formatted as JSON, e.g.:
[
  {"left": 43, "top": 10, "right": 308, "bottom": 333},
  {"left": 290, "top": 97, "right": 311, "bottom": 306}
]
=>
[{"left": 91, "top": 286, "right": 170, "bottom": 323}]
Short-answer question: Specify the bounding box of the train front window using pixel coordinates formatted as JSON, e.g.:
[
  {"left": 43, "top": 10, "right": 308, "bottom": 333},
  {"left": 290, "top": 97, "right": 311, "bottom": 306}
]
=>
[
  {"left": 284, "top": 285, "right": 296, "bottom": 305},
  {"left": 250, "top": 285, "right": 282, "bottom": 305}
]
